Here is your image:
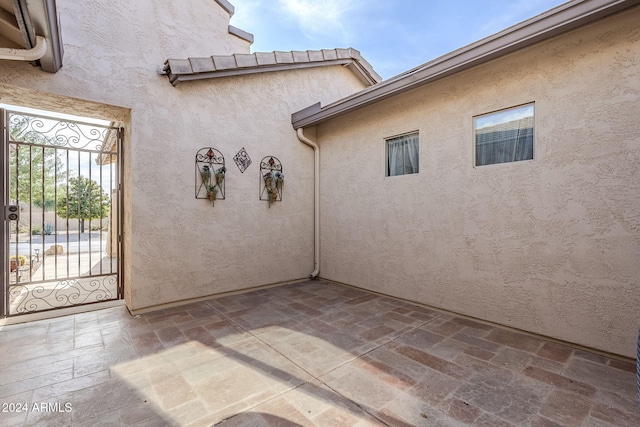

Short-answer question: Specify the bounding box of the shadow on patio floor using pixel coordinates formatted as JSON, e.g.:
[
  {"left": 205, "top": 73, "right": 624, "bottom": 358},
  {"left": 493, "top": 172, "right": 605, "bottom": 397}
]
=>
[{"left": 0, "top": 280, "right": 637, "bottom": 426}]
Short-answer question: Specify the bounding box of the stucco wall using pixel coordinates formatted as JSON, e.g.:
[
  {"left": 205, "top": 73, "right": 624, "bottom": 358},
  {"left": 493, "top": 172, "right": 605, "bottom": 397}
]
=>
[
  {"left": 316, "top": 8, "right": 640, "bottom": 358},
  {"left": 0, "top": 0, "right": 367, "bottom": 310},
  {"left": 127, "top": 66, "right": 364, "bottom": 309}
]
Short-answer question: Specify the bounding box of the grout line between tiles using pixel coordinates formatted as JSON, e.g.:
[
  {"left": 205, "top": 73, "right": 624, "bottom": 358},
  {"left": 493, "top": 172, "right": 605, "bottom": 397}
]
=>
[{"left": 208, "top": 303, "right": 444, "bottom": 426}]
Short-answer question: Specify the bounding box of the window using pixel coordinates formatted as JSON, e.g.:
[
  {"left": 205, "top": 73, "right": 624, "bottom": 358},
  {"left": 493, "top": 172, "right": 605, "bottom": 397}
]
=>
[
  {"left": 474, "top": 104, "right": 534, "bottom": 166},
  {"left": 386, "top": 132, "right": 419, "bottom": 176}
]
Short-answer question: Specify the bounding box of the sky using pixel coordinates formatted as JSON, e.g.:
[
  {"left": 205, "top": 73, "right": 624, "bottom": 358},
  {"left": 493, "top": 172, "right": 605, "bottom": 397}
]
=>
[
  {"left": 3, "top": 104, "right": 117, "bottom": 193},
  {"left": 230, "top": 0, "right": 568, "bottom": 80}
]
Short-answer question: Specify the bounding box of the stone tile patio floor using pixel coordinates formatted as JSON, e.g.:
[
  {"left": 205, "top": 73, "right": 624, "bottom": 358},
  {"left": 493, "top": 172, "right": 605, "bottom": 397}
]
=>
[{"left": 0, "top": 280, "right": 638, "bottom": 426}]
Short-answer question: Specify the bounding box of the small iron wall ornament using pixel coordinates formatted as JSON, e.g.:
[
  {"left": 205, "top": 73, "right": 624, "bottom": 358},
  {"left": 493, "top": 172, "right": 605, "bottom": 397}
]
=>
[
  {"left": 233, "top": 147, "right": 252, "bottom": 173},
  {"left": 260, "top": 156, "right": 283, "bottom": 207},
  {"left": 195, "top": 147, "right": 225, "bottom": 206}
]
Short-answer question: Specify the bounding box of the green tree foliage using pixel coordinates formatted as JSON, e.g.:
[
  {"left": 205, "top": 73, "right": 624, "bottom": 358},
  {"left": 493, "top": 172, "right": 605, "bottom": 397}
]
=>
[
  {"left": 8, "top": 115, "right": 65, "bottom": 209},
  {"left": 56, "top": 176, "right": 110, "bottom": 233}
]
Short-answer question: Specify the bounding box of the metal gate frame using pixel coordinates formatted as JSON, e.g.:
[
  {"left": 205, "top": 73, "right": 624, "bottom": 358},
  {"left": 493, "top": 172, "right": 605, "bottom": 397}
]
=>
[{"left": 1, "top": 107, "right": 123, "bottom": 317}]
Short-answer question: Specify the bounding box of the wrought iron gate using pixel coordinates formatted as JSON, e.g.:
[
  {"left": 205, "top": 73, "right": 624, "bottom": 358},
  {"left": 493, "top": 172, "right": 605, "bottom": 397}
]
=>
[{"left": 1, "top": 107, "right": 123, "bottom": 317}]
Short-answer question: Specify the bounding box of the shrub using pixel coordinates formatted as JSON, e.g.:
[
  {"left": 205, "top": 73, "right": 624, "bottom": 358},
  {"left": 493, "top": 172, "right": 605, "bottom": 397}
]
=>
[
  {"left": 43, "top": 222, "right": 55, "bottom": 235},
  {"left": 10, "top": 255, "right": 27, "bottom": 266}
]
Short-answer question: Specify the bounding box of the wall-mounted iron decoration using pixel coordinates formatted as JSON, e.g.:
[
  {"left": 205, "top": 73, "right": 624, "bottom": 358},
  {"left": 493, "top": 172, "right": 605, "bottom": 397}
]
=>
[
  {"left": 195, "top": 147, "right": 225, "bottom": 206},
  {"left": 233, "top": 147, "right": 252, "bottom": 173},
  {"left": 260, "top": 156, "right": 284, "bottom": 207}
]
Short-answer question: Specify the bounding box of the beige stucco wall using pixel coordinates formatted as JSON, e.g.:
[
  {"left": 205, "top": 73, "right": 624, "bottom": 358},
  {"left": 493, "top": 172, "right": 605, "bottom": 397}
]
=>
[
  {"left": 315, "top": 8, "right": 640, "bottom": 358},
  {"left": 0, "top": 0, "right": 367, "bottom": 310}
]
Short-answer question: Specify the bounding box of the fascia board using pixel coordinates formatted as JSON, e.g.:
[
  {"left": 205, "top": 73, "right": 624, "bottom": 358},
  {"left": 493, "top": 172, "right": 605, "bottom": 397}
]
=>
[
  {"left": 291, "top": 0, "right": 640, "bottom": 129},
  {"left": 169, "top": 60, "right": 356, "bottom": 86}
]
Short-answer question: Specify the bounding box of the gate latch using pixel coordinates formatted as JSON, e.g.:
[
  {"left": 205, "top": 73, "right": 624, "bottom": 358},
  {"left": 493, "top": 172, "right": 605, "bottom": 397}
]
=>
[{"left": 5, "top": 205, "right": 20, "bottom": 221}]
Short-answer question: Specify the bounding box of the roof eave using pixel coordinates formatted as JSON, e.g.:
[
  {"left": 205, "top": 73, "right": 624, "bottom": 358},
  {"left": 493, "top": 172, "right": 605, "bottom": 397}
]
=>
[
  {"left": 162, "top": 48, "right": 382, "bottom": 87},
  {"left": 291, "top": 0, "right": 640, "bottom": 129},
  {"left": 167, "top": 59, "right": 358, "bottom": 86},
  {"left": 0, "top": 0, "right": 63, "bottom": 71}
]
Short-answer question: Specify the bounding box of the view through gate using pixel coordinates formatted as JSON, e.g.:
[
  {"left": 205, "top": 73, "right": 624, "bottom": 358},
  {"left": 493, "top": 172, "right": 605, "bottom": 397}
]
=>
[{"left": 1, "top": 107, "right": 123, "bottom": 317}]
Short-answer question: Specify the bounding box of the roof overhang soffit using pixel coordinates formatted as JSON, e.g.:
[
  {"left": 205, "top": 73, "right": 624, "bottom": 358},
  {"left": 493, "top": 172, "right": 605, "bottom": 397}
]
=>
[
  {"left": 160, "top": 48, "right": 381, "bottom": 87},
  {"left": 0, "top": 0, "right": 63, "bottom": 72}
]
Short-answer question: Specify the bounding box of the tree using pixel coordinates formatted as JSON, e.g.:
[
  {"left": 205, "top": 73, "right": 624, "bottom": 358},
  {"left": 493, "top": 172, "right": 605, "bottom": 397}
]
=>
[
  {"left": 8, "top": 115, "right": 65, "bottom": 209},
  {"left": 56, "top": 176, "right": 110, "bottom": 233}
]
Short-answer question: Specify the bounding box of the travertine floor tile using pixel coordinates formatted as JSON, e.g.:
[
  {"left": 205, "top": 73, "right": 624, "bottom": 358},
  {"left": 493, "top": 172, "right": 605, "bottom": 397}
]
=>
[{"left": 0, "top": 280, "right": 637, "bottom": 426}]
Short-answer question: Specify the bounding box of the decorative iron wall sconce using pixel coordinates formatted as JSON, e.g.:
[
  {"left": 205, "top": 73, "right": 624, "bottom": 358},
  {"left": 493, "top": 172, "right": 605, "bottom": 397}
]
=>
[
  {"left": 195, "top": 147, "right": 226, "bottom": 206},
  {"left": 260, "top": 156, "right": 283, "bottom": 207}
]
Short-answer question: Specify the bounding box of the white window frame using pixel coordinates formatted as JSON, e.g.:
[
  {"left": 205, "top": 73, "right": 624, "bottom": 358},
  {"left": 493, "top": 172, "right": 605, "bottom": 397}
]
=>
[
  {"left": 474, "top": 103, "right": 535, "bottom": 167},
  {"left": 385, "top": 131, "right": 419, "bottom": 177}
]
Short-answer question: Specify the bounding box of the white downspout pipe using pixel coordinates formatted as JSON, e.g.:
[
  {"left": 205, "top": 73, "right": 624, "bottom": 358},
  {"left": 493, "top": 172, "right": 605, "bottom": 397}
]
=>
[
  {"left": 297, "top": 127, "right": 320, "bottom": 278},
  {"left": 0, "top": 36, "right": 47, "bottom": 61}
]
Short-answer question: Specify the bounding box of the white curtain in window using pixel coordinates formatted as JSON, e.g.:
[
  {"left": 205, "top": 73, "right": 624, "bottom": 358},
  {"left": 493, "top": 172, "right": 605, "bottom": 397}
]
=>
[
  {"left": 388, "top": 133, "right": 419, "bottom": 176},
  {"left": 475, "top": 116, "right": 533, "bottom": 166}
]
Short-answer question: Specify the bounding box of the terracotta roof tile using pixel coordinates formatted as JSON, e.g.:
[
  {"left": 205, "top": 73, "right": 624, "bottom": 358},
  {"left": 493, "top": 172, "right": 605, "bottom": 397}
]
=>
[{"left": 163, "top": 48, "right": 381, "bottom": 86}]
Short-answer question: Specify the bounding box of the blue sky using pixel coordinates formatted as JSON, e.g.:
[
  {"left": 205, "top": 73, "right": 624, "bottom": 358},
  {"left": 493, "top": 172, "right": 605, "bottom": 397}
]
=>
[{"left": 230, "top": 0, "right": 567, "bottom": 80}]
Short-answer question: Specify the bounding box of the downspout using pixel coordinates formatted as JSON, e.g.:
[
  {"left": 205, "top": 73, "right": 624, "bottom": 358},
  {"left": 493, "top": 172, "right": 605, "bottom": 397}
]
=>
[
  {"left": 0, "top": 35, "right": 46, "bottom": 61},
  {"left": 296, "top": 127, "right": 320, "bottom": 278}
]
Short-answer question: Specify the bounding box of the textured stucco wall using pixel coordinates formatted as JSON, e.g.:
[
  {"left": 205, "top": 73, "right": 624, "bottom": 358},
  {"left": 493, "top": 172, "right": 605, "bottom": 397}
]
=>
[
  {"left": 126, "top": 66, "right": 364, "bottom": 310},
  {"left": 316, "top": 8, "right": 640, "bottom": 357},
  {"left": 0, "top": 0, "right": 366, "bottom": 310}
]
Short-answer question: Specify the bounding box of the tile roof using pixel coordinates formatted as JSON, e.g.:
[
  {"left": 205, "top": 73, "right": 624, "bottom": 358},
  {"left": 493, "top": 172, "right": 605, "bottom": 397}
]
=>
[{"left": 161, "top": 48, "right": 381, "bottom": 86}]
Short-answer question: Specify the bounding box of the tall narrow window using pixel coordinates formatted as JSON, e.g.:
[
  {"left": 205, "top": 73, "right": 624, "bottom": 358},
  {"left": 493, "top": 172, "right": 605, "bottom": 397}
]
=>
[
  {"left": 475, "top": 104, "right": 534, "bottom": 166},
  {"left": 386, "top": 132, "right": 419, "bottom": 176}
]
